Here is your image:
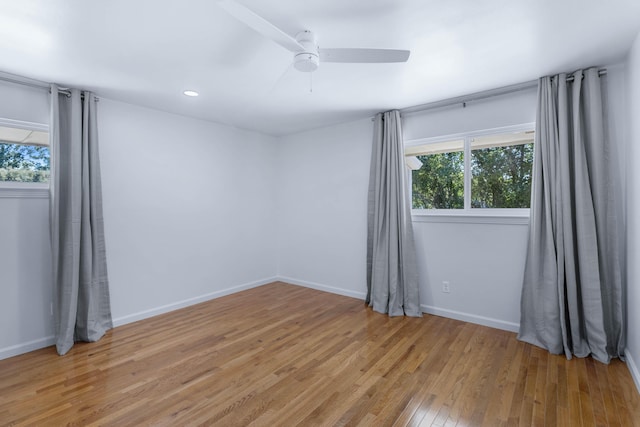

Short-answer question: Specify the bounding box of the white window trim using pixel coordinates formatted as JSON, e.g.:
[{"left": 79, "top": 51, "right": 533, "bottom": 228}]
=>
[
  {"left": 411, "top": 209, "right": 530, "bottom": 225},
  {"left": 0, "top": 118, "right": 48, "bottom": 134},
  {"left": 406, "top": 123, "right": 534, "bottom": 224},
  {"left": 0, "top": 117, "right": 50, "bottom": 198},
  {"left": 0, "top": 181, "right": 49, "bottom": 198}
]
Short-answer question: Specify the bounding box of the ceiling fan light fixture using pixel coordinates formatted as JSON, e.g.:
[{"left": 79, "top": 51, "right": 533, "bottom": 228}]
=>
[{"left": 294, "top": 52, "right": 319, "bottom": 72}]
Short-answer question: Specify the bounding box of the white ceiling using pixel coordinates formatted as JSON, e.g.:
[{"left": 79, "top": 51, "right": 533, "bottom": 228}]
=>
[{"left": 1, "top": 0, "right": 639, "bottom": 136}]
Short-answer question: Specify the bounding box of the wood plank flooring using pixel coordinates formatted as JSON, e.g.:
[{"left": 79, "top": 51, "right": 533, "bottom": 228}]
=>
[{"left": 1, "top": 282, "right": 639, "bottom": 426}]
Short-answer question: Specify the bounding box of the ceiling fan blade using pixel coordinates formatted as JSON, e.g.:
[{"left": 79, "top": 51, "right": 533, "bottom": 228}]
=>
[
  {"left": 218, "top": 0, "right": 303, "bottom": 53},
  {"left": 319, "top": 48, "right": 410, "bottom": 63}
]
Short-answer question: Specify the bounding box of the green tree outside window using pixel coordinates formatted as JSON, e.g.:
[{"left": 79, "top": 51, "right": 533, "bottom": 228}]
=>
[
  {"left": 0, "top": 142, "right": 50, "bottom": 183},
  {"left": 409, "top": 131, "right": 533, "bottom": 210}
]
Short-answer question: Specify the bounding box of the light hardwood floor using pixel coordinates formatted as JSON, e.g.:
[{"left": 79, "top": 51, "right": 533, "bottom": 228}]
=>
[{"left": 1, "top": 282, "right": 639, "bottom": 426}]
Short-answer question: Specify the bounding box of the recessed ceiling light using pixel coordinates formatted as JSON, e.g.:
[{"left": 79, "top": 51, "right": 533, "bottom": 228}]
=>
[{"left": 183, "top": 90, "right": 199, "bottom": 97}]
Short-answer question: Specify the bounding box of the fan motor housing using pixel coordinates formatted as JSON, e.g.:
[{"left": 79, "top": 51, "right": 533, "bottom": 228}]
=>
[{"left": 294, "top": 30, "right": 319, "bottom": 72}]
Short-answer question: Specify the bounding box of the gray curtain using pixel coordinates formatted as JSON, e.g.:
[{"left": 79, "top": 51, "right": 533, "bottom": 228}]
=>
[
  {"left": 50, "top": 85, "right": 112, "bottom": 356},
  {"left": 366, "top": 110, "right": 421, "bottom": 317},
  {"left": 518, "top": 68, "right": 625, "bottom": 363}
]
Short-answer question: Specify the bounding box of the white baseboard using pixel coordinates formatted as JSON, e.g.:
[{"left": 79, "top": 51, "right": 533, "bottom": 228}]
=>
[
  {"left": 625, "top": 349, "right": 640, "bottom": 394},
  {"left": 112, "top": 277, "right": 278, "bottom": 327},
  {"left": 277, "top": 276, "right": 367, "bottom": 300},
  {"left": 0, "top": 277, "right": 278, "bottom": 361},
  {"left": 0, "top": 335, "right": 55, "bottom": 361},
  {"left": 421, "top": 304, "right": 520, "bottom": 333},
  {"left": 277, "top": 277, "right": 520, "bottom": 333}
]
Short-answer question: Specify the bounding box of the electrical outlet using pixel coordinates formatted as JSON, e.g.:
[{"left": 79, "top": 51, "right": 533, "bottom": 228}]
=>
[{"left": 442, "top": 281, "right": 450, "bottom": 293}]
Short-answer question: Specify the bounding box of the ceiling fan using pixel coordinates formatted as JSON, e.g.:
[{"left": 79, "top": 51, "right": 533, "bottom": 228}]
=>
[{"left": 218, "top": 0, "right": 410, "bottom": 73}]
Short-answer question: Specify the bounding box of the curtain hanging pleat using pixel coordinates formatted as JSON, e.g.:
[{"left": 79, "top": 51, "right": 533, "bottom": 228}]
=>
[
  {"left": 50, "top": 84, "right": 112, "bottom": 356},
  {"left": 366, "top": 110, "right": 421, "bottom": 317},
  {"left": 518, "top": 68, "right": 624, "bottom": 363}
]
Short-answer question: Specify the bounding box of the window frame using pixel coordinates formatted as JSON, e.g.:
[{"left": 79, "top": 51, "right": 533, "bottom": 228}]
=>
[
  {"left": 405, "top": 123, "right": 534, "bottom": 224},
  {"left": 0, "top": 117, "right": 50, "bottom": 199}
]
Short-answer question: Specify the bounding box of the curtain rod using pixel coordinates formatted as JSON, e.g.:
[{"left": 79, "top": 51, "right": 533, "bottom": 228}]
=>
[
  {"left": 0, "top": 71, "right": 100, "bottom": 100},
  {"left": 0, "top": 71, "right": 49, "bottom": 91},
  {"left": 565, "top": 68, "right": 607, "bottom": 82},
  {"left": 387, "top": 68, "right": 608, "bottom": 119},
  {"left": 399, "top": 80, "right": 537, "bottom": 116}
]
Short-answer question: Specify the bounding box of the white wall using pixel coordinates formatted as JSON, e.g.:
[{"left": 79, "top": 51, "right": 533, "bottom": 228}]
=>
[
  {"left": 405, "top": 90, "right": 537, "bottom": 331},
  {"left": 0, "top": 93, "right": 280, "bottom": 359},
  {"left": 412, "top": 220, "right": 528, "bottom": 330},
  {"left": 0, "top": 196, "right": 53, "bottom": 356},
  {"left": 625, "top": 30, "right": 640, "bottom": 391},
  {"left": 277, "top": 91, "right": 536, "bottom": 331},
  {"left": 99, "top": 99, "right": 279, "bottom": 325},
  {"left": 0, "top": 81, "right": 53, "bottom": 358},
  {"left": 402, "top": 89, "right": 537, "bottom": 141},
  {"left": 0, "top": 81, "right": 49, "bottom": 125},
  {"left": 276, "top": 118, "right": 372, "bottom": 298}
]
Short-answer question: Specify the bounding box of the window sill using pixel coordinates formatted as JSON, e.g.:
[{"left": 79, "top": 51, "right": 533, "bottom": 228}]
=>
[
  {"left": 411, "top": 209, "right": 529, "bottom": 225},
  {"left": 0, "top": 182, "right": 49, "bottom": 198}
]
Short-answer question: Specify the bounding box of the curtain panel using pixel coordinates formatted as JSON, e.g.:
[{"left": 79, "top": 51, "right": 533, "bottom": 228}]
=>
[
  {"left": 50, "top": 85, "right": 112, "bottom": 356},
  {"left": 518, "top": 69, "right": 625, "bottom": 363},
  {"left": 366, "top": 110, "right": 421, "bottom": 317}
]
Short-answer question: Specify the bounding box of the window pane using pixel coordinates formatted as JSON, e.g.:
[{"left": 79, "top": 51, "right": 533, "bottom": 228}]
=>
[
  {"left": 470, "top": 131, "right": 534, "bottom": 208},
  {"left": 0, "top": 142, "right": 50, "bottom": 183},
  {"left": 409, "top": 139, "right": 464, "bottom": 209}
]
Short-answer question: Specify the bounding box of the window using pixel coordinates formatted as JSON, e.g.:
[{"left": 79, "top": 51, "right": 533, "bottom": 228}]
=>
[
  {"left": 406, "top": 125, "right": 534, "bottom": 212},
  {"left": 406, "top": 139, "right": 464, "bottom": 209},
  {"left": 470, "top": 132, "right": 534, "bottom": 209},
  {"left": 0, "top": 119, "right": 49, "bottom": 185}
]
